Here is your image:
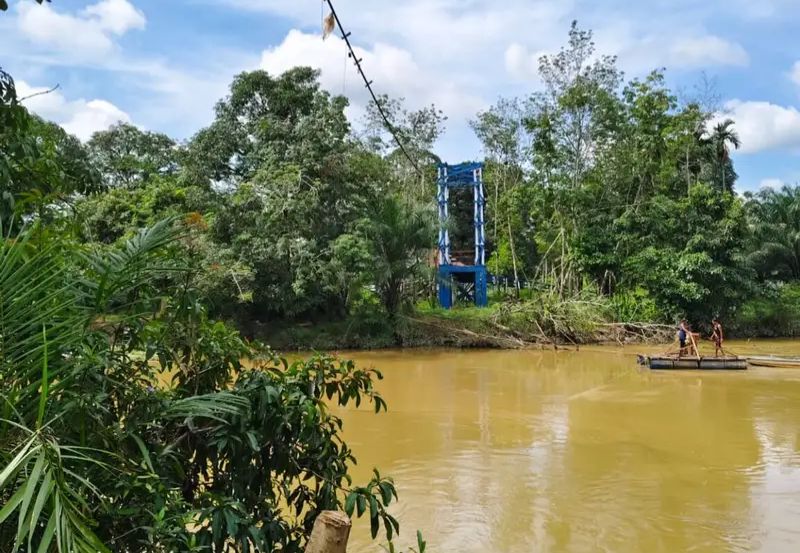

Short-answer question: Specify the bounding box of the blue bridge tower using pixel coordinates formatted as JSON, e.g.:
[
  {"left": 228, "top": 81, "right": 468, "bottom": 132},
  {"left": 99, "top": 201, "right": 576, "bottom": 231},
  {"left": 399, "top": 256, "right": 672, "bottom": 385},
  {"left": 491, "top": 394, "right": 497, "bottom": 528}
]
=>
[{"left": 437, "top": 162, "right": 488, "bottom": 309}]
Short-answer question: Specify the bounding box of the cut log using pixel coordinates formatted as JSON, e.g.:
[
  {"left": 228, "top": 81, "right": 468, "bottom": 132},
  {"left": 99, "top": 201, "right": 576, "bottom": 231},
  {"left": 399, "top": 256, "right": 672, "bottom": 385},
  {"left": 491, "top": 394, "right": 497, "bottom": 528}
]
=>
[{"left": 305, "top": 511, "right": 352, "bottom": 553}]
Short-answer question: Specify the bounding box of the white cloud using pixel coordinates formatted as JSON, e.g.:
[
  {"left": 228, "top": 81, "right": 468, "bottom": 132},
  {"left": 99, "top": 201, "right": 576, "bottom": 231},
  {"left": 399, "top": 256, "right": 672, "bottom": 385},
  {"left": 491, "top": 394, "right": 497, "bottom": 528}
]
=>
[
  {"left": 17, "top": 80, "right": 131, "bottom": 141},
  {"left": 16, "top": 0, "right": 144, "bottom": 62},
  {"left": 62, "top": 99, "right": 131, "bottom": 140},
  {"left": 714, "top": 100, "right": 800, "bottom": 154},
  {"left": 260, "top": 30, "right": 485, "bottom": 119},
  {"left": 504, "top": 44, "right": 547, "bottom": 83},
  {"left": 223, "top": 0, "right": 572, "bottom": 73},
  {"left": 83, "top": 0, "right": 146, "bottom": 35},
  {"left": 503, "top": 31, "right": 746, "bottom": 86},
  {"left": 668, "top": 35, "right": 749, "bottom": 68},
  {"left": 790, "top": 61, "right": 800, "bottom": 87},
  {"left": 760, "top": 178, "right": 786, "bottom": 189}
]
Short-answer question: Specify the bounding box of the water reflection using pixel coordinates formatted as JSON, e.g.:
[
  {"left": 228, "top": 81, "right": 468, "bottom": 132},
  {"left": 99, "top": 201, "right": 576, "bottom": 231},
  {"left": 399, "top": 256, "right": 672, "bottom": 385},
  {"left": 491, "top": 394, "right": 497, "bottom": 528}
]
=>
[{"left": 333, "top": 344, "right": 800, "bottom": 553}]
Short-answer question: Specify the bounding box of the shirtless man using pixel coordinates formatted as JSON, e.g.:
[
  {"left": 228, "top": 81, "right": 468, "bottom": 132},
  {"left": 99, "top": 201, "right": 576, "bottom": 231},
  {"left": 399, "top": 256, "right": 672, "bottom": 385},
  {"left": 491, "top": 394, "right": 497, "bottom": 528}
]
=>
[{"left": 711, "top": 319, "right": 724, "bottom": 357}]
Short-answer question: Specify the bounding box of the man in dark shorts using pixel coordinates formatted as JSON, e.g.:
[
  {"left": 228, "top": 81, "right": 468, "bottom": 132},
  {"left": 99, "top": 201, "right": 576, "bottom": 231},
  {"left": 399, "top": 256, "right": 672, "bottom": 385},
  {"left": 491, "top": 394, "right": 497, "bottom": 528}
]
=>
[{"left": 711, "top": 318, "right": 724, "bottom": 357}]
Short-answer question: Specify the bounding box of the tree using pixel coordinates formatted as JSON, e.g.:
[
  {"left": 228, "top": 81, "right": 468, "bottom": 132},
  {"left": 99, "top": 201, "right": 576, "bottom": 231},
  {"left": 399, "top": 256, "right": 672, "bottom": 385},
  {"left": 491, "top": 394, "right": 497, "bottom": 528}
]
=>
[
  {"left": 184, "top": 69, "right": 399, "bottom": 321},
  {"left": 706, "top": 119, "right": 740, "bottom": 193},
  {"left": 87, "top": 123, "right": 179, "bottom": 188},
  {"left": 360, "top": 195, "right": 435, "bottom": 316},
  {"left": 209, "top": 152, "right": 383, "bottom": 320},
  {"left": 472, "top": 98, "right": 530, "bottom": 290},
  {"left": 1, "top": 68, "right": 101, "bottom": 223},
  {"left": 186, "top": 68, "right": 351, "bottom": 186},
  {"left": 525, "top": 20, "right": 622, "bottom": 190},
  {"left": 362, "top": 95, "right": 446, "bottom": 202},
  {"left": 745, "top": 185, "right": 800, "bottom": 281},
  {"left": 618, "top": 184, "right": 751, "bottom": 319},
  {"left": 0, "top": 219, "right": 401, "bottom": 552}
]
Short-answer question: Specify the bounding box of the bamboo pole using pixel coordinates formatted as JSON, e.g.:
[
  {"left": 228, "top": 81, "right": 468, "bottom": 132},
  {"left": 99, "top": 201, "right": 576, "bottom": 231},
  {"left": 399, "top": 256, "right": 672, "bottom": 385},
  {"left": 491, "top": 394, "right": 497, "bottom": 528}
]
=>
[
  {"left": 305, "top": 511, "right": 351, "bottom": 553},
  {"left": 689, "top": 331, "right": 700, "bottom": 361}
]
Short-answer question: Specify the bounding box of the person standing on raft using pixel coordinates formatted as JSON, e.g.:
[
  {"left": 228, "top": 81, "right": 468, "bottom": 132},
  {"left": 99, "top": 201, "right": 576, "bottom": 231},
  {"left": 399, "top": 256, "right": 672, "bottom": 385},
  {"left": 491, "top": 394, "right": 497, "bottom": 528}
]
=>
[
  {"left": 678, "top": 320, "right": 689, "bottom": 357},
  {"left": 677, "top": 320, "right": 700, "bottom": 357},
  {"left": 711, "top": 319, "right": 724, "bottom": 357}
]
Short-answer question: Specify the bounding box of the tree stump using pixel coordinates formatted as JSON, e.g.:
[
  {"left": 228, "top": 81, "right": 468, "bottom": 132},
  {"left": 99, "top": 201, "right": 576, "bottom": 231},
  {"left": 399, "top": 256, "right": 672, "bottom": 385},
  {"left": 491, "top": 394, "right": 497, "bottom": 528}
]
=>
[{"left": 305, "top": 511, "right": 352, "bottom": 553}]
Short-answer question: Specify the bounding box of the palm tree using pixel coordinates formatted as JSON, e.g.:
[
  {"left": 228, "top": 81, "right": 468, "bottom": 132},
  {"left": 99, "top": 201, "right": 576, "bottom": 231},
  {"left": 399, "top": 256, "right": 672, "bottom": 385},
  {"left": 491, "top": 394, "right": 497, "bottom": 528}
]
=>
[
  {"left": 0, "top": 219, "right": 181, "bottom": 552},
  {"left": 746, "top": 186, "right": 800, "bottom": 280},
  {"left": 361, "top": 196, "right": 435, "bottom": 315},
  {"left": 708, "top": 119, "right": 741, "bottom": 192}
]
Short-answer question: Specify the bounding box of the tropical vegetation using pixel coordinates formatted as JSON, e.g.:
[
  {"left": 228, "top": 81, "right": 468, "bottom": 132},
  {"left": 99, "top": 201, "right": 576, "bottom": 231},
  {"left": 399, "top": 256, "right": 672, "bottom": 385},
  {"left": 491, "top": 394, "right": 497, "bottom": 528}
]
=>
[
  {"left": 4, "top": 15, "right": 800, "bottom": 551},
  {"left": 1, "top": 67, "right": 405, "bottom": 552}
]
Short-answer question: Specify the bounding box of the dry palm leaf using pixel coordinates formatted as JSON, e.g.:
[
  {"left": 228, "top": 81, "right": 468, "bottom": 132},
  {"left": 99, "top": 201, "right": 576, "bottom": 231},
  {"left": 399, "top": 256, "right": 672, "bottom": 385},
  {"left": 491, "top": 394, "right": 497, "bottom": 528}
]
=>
[{"left": 322, "top": 11, "right": 335, "bottom": 40}]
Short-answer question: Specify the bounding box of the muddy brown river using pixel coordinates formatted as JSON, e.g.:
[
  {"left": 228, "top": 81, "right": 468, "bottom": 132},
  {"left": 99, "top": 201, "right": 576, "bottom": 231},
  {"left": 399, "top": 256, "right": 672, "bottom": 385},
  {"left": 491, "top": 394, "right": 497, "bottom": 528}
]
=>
[{"left": 334, "top": 341, "right": 800, "bottom": 552}]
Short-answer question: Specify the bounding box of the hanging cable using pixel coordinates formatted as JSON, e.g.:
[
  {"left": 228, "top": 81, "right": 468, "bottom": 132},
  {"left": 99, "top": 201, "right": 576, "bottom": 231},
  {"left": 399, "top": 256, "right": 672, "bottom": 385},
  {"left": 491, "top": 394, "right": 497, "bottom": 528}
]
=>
[{"left": 322, "top": 0, "right": 423, "bottom": 177}]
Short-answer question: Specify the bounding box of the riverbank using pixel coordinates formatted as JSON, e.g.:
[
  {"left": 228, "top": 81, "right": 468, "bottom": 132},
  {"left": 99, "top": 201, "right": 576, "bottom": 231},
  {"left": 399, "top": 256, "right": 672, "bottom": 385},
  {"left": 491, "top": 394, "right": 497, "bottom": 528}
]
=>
[
  {"left": 244, "top": 304, "right": 676, "bottom": 351},
  {"left": 244, "top": 286, "right": 800, "bottom": 351}
]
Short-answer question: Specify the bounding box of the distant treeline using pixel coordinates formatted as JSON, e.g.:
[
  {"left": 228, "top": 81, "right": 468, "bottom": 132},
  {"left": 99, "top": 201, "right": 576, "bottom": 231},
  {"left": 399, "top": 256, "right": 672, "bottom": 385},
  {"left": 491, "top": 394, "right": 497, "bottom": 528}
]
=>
[{"left": 5, "top": 22, "right": 800, "bottom": 340}]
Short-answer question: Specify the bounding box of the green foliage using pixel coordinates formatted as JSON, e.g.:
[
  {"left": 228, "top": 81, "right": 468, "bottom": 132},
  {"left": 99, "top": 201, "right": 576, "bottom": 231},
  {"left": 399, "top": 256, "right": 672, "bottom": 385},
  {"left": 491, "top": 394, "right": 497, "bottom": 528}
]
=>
[
  {"left": 186, "top": 68, "right": 351, "bottom": 185},
  {"left": 0, "top": 219, "right": 402, "bottom": 552},
  {"left": 609, "top": 288, "right": 660, "bottom": 324},
  {"left": 87, "top": 123, "right": 179, "bottom": 188},
  {"left": 359, "top": 195, "right": 436, "bottom": 315},
  {"left": 744, "top": 185, "right": 800, "bottom": 281},
  {"left": 468, "top": 24, "right": 754, "bottom": 325},
  {"left": 730, "top": 283, "right": 800, "bottom": 338},
  {"left": 495, "top": 287, "right": 610, "bottom": 343},
  {"left": 75, "top": 175, "right": 213, "bottom": 244},
  {"left": 618, "top": 184, "right": 752, "bottom": 320},
  {"left": 0, "top": 68, "right": 100, "bottom": 224}
]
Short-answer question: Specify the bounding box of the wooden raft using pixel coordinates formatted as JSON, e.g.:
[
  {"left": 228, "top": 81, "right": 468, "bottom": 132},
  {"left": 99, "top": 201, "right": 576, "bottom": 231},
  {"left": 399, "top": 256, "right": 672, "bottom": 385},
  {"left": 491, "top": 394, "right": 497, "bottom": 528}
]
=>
[{"left": 638, "top": 355, "right": 747, "bottom": 370}]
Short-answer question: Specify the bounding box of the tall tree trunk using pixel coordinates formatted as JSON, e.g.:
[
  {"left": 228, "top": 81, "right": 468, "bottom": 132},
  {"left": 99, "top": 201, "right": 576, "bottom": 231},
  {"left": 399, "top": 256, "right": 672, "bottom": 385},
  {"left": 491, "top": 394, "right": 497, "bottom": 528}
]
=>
[
  {"left": 507, "top": 216, "right": 520, "bottom": 296},
  {"left": 721, "top": 151, "right": 727, "bottom": 192},
  {"left": 501, "top": 165, "right": 521, "bottom": 296},
  {"left": 493, "top": 174, "right": 499, "bottom": 272}
]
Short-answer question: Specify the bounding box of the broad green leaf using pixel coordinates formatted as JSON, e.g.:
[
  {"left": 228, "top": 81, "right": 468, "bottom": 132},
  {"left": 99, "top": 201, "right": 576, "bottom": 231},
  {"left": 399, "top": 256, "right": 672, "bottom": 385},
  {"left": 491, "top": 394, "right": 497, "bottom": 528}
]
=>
[{"left": 344, "top": 492, "right": 356, "bottom": 517}]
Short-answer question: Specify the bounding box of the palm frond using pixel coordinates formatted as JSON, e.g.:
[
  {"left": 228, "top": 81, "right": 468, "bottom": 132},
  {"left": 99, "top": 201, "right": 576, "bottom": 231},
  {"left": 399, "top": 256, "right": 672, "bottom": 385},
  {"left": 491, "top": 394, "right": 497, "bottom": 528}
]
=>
[
  {"left": 0, "top": 430, "right": 111, "bottom": 553},
  {"left": 0, "top": 224, "right": 86, "bottom": 422},
  {"left": 163, "top": 391, "right": 251, "bottom": 423},
  {"left": 77, "top": 217, "right": 184, "bottom": 318}
]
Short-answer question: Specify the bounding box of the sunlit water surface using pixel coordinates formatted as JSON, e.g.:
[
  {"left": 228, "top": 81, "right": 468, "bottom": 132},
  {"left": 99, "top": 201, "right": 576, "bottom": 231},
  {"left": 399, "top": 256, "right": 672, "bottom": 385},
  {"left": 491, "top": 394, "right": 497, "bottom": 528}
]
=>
[{"left": 330, "top": 341, "right": 800, "bottom": 553}]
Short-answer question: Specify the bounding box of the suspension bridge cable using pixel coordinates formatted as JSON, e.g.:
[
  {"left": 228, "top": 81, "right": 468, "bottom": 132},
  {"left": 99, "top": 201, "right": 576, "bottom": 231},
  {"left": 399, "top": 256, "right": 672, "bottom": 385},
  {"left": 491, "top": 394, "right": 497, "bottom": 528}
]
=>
[{"left": 323, "top": 0, "right": 424, "bottom": 177}]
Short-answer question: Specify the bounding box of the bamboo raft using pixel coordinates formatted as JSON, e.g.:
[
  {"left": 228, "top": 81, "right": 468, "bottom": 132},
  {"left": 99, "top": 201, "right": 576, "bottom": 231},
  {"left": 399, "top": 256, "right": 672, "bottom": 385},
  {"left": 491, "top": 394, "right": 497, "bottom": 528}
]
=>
[{"left": 637, "top": 355, "right": 747, "bottom": 370}]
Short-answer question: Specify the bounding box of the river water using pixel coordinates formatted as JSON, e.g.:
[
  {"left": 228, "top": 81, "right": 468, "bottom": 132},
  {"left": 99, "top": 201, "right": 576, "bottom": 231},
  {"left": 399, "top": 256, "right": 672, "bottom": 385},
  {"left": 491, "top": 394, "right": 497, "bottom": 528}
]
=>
[{"left": 334, "top": 341, "right": 800, "bottom": 553}]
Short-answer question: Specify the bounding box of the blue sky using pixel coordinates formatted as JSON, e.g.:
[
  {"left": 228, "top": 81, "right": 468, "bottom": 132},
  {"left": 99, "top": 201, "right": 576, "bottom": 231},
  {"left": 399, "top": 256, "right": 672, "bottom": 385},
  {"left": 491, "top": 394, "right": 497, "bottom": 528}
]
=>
[{"left": 2, "top": 0, "right": 800, "bottom": 191}]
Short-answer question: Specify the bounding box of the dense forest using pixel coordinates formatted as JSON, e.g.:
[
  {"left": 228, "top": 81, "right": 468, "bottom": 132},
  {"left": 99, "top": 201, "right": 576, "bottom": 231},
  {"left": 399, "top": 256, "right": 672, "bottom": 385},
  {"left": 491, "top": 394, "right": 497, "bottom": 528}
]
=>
[
  {"left": 3, "top": 17, "right": 800, "bottom": 552},
  {"left": 9, "top": 24, "right": 799, "bottom": 346}
]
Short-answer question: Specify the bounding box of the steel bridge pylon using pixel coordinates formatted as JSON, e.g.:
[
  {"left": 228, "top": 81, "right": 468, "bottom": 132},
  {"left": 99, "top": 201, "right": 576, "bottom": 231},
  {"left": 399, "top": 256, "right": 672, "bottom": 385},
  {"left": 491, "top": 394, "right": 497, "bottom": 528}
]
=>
[{"left": 436, "top": 162, "right": 487, "bottom": 309}]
